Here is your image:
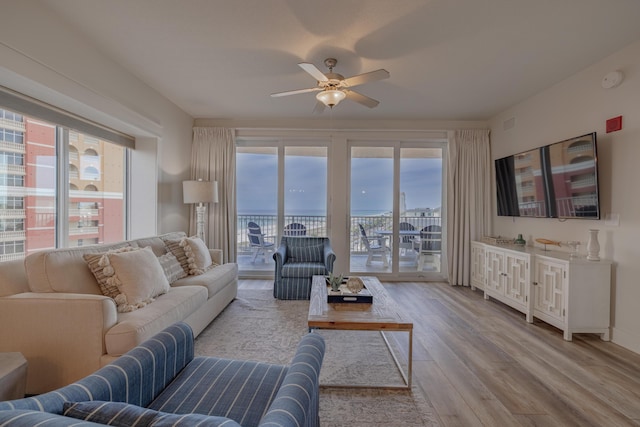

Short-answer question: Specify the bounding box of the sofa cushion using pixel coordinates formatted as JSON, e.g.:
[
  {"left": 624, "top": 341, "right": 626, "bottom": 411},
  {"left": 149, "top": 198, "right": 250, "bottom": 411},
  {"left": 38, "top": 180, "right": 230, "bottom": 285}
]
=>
[
  {"left": 63, "top": 401, "right": 239, "bottom": 427},
  {"left": 105, "top": 286, "right": 207, "bottom": 356},
  {"left": 149, "top": 357, "right": 288, "bottom": 427},
  {"left": 157, "top": 252, "right": 188, "bottom": 284},
  {"left": 103, "top": 247, "right": 171, "bottom": 313},
  {"left": 281, "top": 262, "right": 327, "bottom": 278},
  {"left": 180, "top": 236, "right": 217, "bottom": 275},
  {"left": 171, "top": 263, "right": 238, "bottom": 298},
  {"left": 84, "top": 246, "right": 139, "bottom": 299},
  {"left": 163, "top": 238, "right": 191, "bottom": 275},
  {"left": 129, "top": 236, "right": 171, "bottom": 256},
  {"left": 26, "top": 241, "right": 135, "bottom": 294},
  {"left": 287, "top": 243, "right": 324, "bottom": 263}
]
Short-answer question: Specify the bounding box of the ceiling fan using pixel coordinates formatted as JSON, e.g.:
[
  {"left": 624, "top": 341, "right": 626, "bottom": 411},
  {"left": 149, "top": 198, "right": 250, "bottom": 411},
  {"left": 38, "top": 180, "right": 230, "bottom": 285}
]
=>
[{"left": 270, "top": 58, "right": 390, "bottom": 111}]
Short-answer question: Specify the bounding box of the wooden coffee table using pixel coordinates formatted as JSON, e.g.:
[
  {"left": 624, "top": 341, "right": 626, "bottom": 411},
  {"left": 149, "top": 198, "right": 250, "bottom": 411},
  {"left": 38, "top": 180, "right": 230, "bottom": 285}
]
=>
[{"left": 308, "top": 275, "right": 413, "bottom": 389}]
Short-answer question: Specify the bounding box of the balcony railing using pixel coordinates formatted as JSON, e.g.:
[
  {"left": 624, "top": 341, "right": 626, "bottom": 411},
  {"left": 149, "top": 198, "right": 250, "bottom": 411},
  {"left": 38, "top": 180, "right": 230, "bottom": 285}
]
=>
[
  {"left": 0, "top": 253, "right": 24, "bottom": 262},
  {"left": 237, "top": 214, "right": 442, "bottom": 254},
  {"left": 0, "top": 230, "right": 26, "bottom": 241},
  {"left": 69, "top": 226, "right": 99, "bottom": 235}
]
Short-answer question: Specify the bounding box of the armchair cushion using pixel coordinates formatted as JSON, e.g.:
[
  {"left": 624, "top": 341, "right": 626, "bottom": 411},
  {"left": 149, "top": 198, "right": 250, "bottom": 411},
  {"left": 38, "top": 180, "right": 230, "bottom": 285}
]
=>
[
  {"left": 286, "top": 243, "right": 324, "bottom": 263},
  {"left": 63, "top": 401, "right": 238, "bottom": 427},
  {"left": 149, "top": 358, "right": 288, "bottom": 427},
  {"left": 281, "top": 263, "right": 328, "bottom": 278}
]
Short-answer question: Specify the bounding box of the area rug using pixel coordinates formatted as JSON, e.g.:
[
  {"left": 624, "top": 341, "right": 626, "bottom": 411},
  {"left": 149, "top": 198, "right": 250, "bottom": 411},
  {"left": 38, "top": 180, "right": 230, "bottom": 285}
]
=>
[{"left": 194, "top": 289, "right": 440, "bottom": 426}]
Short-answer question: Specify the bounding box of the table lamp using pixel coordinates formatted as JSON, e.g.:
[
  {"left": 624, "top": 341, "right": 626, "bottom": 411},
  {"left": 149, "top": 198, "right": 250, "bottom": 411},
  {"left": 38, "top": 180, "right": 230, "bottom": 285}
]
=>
[{"left": 183, "top": 179, "right": 218, "bottom": 244}]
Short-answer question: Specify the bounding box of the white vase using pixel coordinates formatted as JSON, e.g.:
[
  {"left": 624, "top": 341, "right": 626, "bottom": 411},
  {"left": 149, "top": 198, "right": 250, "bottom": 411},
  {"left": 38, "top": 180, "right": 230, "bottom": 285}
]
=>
[{"left": 586, "top": 229, "right": 600, "bottom": 261}]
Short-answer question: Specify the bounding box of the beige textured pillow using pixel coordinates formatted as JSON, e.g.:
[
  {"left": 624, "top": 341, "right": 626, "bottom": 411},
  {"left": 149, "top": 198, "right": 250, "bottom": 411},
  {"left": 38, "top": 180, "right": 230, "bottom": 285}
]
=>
[
  {"left": 180, "top": 236, "right": 218, "bottom": 275},
  {"left": 103, "top": 246, "right": 170, "bottom": 313},
  {"left": 83, "top": 246, "right": 138, "bottom": 298},
  {"left": 157, "top": 252, "right": 187, "bottom": 284},
  {"left": 163, "top": 239, "right": 190, "bottom": 275}
]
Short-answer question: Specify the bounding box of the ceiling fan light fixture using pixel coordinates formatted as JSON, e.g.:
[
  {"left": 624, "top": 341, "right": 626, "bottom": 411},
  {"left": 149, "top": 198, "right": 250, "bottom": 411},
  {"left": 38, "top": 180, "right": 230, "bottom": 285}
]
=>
[{"left": 316, "top": 89, "right": 346, "bottom": 107}]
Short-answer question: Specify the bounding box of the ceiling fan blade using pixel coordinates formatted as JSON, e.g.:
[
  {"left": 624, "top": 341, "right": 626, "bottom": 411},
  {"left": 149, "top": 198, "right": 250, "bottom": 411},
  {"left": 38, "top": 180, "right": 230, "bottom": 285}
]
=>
[
  {"left": 270, "top": 87, "right": 322, "bottom": 97},
  {"left": 298, "top": 62, "right": 329, "bottom": 82},
  {"left": 343, "top": 69, "right": 390, "bottom": 87},
  {"left": 312, "top": 100, "right": 326, "bottom": 114},
  {"left": 345, "top": 90, "right": 380, "bottom": 108}
]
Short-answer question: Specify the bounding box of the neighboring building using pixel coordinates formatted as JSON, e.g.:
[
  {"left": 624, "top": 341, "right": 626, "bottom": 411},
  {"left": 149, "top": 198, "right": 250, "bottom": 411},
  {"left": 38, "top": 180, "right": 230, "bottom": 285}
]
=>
[{"left": 0, "top": 109, "right": 124, "bottom": 261}]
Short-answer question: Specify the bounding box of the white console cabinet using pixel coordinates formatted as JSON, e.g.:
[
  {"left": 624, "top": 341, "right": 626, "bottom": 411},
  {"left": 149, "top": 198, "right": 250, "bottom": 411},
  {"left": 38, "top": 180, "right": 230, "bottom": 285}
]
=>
[
  {"left": 482, "top": 245, "right": 532, "bottom": 322},
  {"left": 470, "top": 241, "right": 485, "bottom": 291},
  {"left": 533, "top": 253, "right": 612, "bottom": 341},
  {"left": 471, "top": 241, "right": 612, "bottom": 341}
]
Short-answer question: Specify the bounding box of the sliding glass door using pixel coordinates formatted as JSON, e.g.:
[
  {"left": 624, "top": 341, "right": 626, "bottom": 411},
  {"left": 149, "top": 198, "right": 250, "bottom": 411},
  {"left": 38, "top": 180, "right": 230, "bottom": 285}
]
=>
[
  {"left": 349, "top": 142, "right": 444, "bottom": 277},
  {"left": 236, "top": 141, "right": 328, "bottom": 276}
]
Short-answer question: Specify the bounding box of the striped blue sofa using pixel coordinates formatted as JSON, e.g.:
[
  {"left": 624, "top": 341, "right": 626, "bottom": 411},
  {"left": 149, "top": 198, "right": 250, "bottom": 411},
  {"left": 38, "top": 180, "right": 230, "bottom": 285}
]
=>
[
  {"left": 0, "top": 322, "right": 325, "bottom": 427},
  {"left": 273, "top": 237, "right": 336, "bottom": 300}
]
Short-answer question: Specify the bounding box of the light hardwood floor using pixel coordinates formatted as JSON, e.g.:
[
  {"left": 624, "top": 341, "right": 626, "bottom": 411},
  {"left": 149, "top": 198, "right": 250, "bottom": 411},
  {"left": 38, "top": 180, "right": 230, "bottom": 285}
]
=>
[{"left": 239, "top": 279, "right": 640, "bottom": 426}]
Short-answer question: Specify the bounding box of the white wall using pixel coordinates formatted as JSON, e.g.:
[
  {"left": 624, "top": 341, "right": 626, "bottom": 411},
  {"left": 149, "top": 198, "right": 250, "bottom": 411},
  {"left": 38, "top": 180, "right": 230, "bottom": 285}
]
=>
[
  {"left": 0, "top": 0, "right": 193, "bottom": 236},
  {"left": 489, "top": 40, "right": 640, "bottom": 353}
]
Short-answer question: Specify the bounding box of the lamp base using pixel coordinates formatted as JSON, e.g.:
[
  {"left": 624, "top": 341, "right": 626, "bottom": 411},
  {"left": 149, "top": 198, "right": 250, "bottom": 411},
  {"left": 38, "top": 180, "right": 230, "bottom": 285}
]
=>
[{"left": 196, "top": 204, "right": 207, "bottom": 244}]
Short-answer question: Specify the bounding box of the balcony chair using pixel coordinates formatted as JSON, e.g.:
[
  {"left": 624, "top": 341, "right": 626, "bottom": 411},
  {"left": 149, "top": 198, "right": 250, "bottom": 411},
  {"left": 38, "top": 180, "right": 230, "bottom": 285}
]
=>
[
  {"left": 414, "top": 225, "right": 442, "bottom": 270},
  {"left": 247, "top": 221, "right": 275, "bottom": 263},
  {"left": 283, "top": 222, "right": 307, "bottom": 236},
  {"left": 273, "top": 236, "right": 335, "bottom": 300},
  {"left": 358, "top": 223, "right": 389, "bottom": 268},
  {"left": 399, "top": 221, "right": 416, "bottom": 257}
]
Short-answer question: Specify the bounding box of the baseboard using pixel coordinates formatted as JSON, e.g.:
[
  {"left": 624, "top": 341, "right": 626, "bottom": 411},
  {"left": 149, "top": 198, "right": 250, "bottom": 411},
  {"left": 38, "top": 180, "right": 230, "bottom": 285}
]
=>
[{"left": 611, "top": 326, "right": 640, "bottom": 355}]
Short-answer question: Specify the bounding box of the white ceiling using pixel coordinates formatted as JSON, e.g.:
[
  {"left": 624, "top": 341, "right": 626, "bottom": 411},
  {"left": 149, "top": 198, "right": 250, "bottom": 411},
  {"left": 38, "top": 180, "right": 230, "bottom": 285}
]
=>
[{"left": 41, "top": 0, "right": 640, "bottom": 121}]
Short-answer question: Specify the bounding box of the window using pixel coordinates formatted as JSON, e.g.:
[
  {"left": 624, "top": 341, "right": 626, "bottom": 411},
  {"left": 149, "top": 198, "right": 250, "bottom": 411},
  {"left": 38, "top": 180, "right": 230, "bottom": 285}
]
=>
[
  {"left": 0, "top": 174, "right": 24, "bottom": 186},
  {"left": 0, "top": 105, "right": 128, "bottom": 260},
  {"left": 0, "top": 129, "right": 24, "bottom": 144},
  {"left": 0, "top": 218, "right": 24, "bottom": 232},
  {"left": 0, "top": 241, "right": 24, "bottom": 255},
  {"left": 0, "top": 152, "right": 24, "bottom": 165},
  {"left": 0, "top": 196, "right": 23, "bottom": 209}
]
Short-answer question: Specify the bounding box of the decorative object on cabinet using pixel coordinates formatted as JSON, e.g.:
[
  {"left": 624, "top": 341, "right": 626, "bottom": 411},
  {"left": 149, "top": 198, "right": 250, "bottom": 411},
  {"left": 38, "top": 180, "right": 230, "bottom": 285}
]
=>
[
  {"left": 565, "top": 241, "right": 581, "bottom": 259},
  {"left": 514, "top": 234, "right": 526, "bottom": 246},
  {"left": 535, "top": 238, "right": 561, "bottom": 251},
  {"left": 586, "top": 229, "right": 600, "bottom": 261},
  {"left": 481, "top": 236, "right": 513, "bottom": 245}
]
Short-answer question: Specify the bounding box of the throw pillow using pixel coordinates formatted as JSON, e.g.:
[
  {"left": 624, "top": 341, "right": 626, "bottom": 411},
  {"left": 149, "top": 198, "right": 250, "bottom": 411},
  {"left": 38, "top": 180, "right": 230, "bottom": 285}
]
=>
[
  {"left": 63, "top": 401, "right": 239, "bottom": 427},
  {"left": 287, "top": 243, "right": 324, "bottom": 263},
  {"left": 163, "top": 238, "right": 191, "bottom": 275},
  {"left": 180, "top": 236, "right": 218, "bottom": 275},
  {"left": 157, "top": 252, "right": 187, "bottom": 284},
  {"left": 102, "top": 246, "right": 170, "bottom": 313},
  {"left": 83, "top": 246, "right": 139, "bottom": 298}
]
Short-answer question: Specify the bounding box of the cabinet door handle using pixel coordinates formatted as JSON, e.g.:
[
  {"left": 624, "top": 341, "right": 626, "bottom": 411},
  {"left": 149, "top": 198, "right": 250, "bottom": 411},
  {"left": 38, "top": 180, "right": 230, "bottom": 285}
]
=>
[{"left": 532, "top": 281, "right": 538, "bottom": 286}]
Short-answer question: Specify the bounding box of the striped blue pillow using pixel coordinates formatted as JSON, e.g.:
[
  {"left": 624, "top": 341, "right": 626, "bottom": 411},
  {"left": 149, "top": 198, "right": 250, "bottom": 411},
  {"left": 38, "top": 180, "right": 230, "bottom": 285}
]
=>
[
  {"left": 287, "top": 243, "right": 324, "bottom": 262},
  {"left": 63, "top": 401, "right": 240, "bottom": 427}
]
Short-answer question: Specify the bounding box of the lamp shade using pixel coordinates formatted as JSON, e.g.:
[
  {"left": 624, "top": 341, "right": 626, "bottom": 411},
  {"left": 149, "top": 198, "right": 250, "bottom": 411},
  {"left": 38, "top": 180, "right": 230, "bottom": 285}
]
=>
[
  {"left": 316, "top": 89, "right": 346, "bottom": 107},
  {"left": 183, "top": 180, "right": 218, "bottom": 204}
]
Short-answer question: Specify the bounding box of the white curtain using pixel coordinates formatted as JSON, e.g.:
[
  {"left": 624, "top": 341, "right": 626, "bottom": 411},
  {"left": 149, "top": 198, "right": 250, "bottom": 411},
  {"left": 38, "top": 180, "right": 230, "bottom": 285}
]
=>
[
  {"left": 446, "top": 129, "right": 492, "bottom": 286},
  {"left": 191, "top": 127, "right": 236, "bottom": 262}
]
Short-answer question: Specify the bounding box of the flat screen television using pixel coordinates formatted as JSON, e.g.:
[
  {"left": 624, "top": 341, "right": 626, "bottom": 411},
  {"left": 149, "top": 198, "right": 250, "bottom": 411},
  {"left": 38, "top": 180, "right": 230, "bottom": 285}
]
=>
[{"left": 495, "top": 132, "right": 600, "bottom": 219}]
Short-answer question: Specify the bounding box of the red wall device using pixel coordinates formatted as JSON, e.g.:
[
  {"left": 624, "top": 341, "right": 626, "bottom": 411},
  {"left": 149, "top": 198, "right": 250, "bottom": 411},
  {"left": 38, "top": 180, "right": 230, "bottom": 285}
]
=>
[{"left": 606, "top": 116, "right": 622, "bottom": 133}]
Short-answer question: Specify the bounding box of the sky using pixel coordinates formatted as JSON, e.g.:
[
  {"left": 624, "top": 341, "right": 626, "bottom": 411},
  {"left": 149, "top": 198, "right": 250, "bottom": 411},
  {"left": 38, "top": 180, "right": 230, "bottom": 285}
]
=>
[{"left": 236, "top": 153, "right": 442, "bottom": 215}]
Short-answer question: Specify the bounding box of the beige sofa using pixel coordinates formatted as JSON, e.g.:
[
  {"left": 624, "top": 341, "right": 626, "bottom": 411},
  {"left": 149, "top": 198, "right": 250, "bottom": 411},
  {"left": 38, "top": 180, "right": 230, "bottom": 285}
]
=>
[{"left": 0, "top": 232, "right": 238, "bottom": 395}]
